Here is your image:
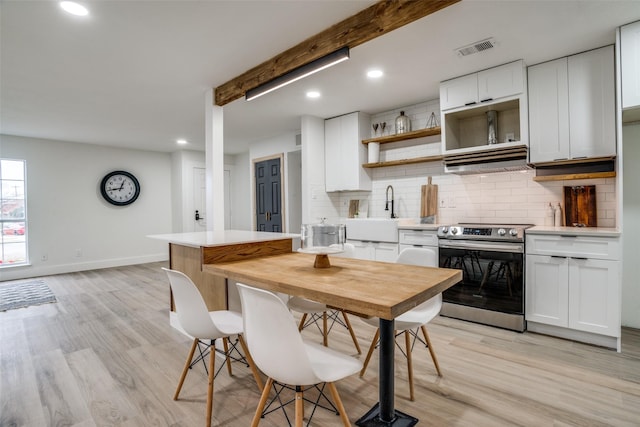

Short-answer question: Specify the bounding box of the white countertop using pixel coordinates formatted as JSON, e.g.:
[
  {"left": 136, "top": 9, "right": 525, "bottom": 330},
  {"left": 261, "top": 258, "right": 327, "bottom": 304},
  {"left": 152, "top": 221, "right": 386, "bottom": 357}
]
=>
[
  {"left": 527, "top": 225, "right": 620, "bottom": 237},
  {"left": 397, "top": 223, "right": 441, "bottom": 231},
  {"left": 148, "top": 230, "right": 300, "bottom": 248}
]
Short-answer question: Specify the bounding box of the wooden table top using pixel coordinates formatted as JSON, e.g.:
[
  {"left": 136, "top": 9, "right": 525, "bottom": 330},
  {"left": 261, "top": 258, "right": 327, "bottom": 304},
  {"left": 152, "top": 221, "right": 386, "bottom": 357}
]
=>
[{"left": 204, "top": 252, "right": 462, "bottom": 320}]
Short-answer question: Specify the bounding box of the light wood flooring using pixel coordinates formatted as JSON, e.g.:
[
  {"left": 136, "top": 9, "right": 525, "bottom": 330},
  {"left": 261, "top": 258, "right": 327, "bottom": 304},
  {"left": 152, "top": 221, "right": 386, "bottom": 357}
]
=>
[{"left": 1, "top": 262, "right": 639, "bottom": 426}]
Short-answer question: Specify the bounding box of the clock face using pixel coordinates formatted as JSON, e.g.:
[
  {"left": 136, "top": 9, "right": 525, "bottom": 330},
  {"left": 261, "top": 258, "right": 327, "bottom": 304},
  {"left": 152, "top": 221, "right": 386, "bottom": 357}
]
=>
[{"left": 100, "top": 171, "right": 140, "bottom": 206}]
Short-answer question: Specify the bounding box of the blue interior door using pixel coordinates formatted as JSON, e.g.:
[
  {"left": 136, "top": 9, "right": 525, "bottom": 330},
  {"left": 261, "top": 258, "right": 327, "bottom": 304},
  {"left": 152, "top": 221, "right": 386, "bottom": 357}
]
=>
[{"left": 255, "top": 158, "right": 282, "bottom": 232}]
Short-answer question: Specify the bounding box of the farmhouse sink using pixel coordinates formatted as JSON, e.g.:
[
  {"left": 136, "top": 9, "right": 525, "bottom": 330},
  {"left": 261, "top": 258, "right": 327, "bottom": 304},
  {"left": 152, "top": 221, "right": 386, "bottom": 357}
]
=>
[{"left": 345, "top": 218, "right": 399, "bottom": 243}]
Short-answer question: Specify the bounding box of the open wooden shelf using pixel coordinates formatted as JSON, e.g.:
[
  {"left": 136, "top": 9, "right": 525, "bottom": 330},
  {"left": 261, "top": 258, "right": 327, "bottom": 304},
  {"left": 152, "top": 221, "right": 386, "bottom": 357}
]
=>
[
  {"left": 532, "top": 171, "right": 616, "bottom": 182},
  {"left": 362, "top": 127, "right": 441, "bottom": 145},
  {"left": 363, "top": 155, "right": 444, "bottom": 168}
]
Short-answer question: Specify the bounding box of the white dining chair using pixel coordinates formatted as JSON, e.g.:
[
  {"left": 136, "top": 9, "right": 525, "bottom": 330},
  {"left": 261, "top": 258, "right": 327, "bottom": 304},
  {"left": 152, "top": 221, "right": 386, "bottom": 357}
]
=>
[
  {"left": 359, "top": 247, "right": 443, "bottom": 401},
  {"left": 286, "top": 243, "right": 361, "bottom": 353},
  {"left": 163, "top": 268, "right": 264, "bottom": 427},
  {"left": 237, "top": 282, "right": 362, "bottom": 427}
]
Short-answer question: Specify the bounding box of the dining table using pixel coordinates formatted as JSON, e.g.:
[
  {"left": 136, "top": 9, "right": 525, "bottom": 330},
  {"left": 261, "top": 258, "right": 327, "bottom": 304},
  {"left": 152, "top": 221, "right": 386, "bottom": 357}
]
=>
[{"left": 204, "top": 251, "right": 462, "bottom": 426}]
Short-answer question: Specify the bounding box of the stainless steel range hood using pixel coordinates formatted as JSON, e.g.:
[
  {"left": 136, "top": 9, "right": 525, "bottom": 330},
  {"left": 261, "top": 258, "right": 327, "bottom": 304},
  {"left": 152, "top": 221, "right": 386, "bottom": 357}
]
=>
[{"left": 443, "top": 144, "right": 530, "bottom": 175}]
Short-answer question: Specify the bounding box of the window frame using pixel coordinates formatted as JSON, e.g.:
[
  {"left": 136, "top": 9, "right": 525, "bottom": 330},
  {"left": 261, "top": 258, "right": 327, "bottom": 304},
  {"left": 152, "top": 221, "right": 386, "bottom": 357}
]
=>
[{"left": 1, "top": 158, "right": 28, "bottom": 267}]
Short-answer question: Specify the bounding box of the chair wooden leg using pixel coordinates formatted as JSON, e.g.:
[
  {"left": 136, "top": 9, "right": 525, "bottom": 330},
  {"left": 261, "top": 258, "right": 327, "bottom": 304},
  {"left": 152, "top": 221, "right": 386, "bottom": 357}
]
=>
[
  {"left": 421, "top": 325, "right": 442, "bottom": 377},
  {"left": 238, "top": 334, "right": 264, "bottom": 391},
  {"left": 174, "top": 338, "right": 198, "bottom": 400},
  {"left": 342, "top": 312, "right": 361, "bottom": 354},
  {"left": 223, "top": 337, "right": 233, "bottom": 376},
  {"left": 360, "top": 328, "right": 379, "bottom": 377},
  {"left": 322, "top": 311, "right": 328, "bottom": 347},
  {"left": 251, "top": 377, "right": 274, "bottom": 427},
  {"left": 298, "top": 314, "right": 307, "bottom": 332},
  {"left": 405, "top": 331, "right": 415, "bottom": 401},
  {"left": 206, "top": 342, "right": 216, "bottom": 427},
  {"left": 295, "top": 386, "right": 304, "bottom": 427},
  {"left": 327, "top": 382, "right": 351, "bottom": 427}
]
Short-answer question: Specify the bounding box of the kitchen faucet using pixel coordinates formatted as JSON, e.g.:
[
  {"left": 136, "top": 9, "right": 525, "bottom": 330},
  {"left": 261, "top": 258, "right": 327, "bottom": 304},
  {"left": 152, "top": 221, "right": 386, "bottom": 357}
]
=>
[{"left": 385, "top": 185, "right": 396, "bottom": 218}]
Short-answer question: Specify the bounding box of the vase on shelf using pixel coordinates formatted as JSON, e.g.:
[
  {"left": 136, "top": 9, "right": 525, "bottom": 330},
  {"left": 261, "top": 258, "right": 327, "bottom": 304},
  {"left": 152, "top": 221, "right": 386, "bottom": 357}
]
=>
[{"left": 395, "top": 111, "right": 410, "bottom": 134}]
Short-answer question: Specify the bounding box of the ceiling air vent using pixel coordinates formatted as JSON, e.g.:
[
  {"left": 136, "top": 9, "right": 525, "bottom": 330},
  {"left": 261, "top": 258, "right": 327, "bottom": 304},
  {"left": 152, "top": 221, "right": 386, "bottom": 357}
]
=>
[{"left": 455, "top": 38, "right": 497, "bottom": 57}]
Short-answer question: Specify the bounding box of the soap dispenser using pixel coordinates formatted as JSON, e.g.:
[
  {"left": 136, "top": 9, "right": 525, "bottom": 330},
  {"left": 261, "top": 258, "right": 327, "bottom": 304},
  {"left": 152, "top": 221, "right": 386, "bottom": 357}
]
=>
[
  {"left": 545, "top": 203, "right": 554, "bottom": 226},
  {"left": 554, "top": 203, "right": 563, "bottom": 227}
]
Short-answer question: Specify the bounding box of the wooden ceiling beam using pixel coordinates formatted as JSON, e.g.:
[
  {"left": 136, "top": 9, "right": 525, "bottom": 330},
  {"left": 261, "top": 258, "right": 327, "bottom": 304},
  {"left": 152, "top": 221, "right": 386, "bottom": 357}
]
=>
[{"left": 214, "top": 0, "right": 460, "bottom": 106}]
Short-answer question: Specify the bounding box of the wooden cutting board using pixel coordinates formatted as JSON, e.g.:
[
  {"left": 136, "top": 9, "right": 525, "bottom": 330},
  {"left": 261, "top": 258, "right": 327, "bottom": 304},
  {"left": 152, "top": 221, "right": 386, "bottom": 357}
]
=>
[
  {"left": 564, "top": 185, "right": 597, "bottom": 227},
  {"left": 420, "top": 176, "right": 438, "bottom": 218}
]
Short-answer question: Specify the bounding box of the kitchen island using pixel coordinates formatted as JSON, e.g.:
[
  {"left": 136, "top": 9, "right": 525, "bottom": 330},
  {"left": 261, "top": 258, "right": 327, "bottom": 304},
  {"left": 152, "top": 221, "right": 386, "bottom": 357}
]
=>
[{"left": 148, "top": 230, "right": 300, "bottom": 312}]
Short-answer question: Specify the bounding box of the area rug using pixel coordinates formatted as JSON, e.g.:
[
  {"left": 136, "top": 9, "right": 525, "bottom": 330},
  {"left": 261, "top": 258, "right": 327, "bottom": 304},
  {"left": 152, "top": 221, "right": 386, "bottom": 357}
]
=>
[{"left": 0, "top": 279, "right": 57, "bottom": 311}]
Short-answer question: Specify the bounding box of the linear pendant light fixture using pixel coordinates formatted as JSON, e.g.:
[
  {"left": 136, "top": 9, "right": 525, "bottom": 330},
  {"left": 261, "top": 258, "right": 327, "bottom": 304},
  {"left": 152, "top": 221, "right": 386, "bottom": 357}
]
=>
[{"left": 245, "top": 47, "right": 350, "bottom": 101}]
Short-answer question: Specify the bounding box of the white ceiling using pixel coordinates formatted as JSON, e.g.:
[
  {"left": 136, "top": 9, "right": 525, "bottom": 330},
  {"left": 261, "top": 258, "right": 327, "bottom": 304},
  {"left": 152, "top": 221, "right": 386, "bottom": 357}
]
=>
[{"left": 2, "top": 0, "right": 640, "bottom": 155}]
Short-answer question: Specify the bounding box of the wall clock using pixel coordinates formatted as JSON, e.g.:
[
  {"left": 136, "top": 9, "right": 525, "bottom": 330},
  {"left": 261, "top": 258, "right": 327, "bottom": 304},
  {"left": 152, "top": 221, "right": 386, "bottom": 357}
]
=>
[{"left": 100, "top": 170, "right": 140, "bottom": 206}]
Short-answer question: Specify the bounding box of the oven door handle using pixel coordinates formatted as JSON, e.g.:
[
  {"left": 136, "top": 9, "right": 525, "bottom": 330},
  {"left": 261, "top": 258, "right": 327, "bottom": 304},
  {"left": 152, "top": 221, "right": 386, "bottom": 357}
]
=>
[{"left": 438, "top": 240, "right": 524, "bottom": 253}]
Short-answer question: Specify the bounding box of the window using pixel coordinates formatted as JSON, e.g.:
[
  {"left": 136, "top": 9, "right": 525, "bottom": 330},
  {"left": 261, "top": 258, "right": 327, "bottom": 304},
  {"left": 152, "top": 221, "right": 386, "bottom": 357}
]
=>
[{"left": 1, "top": 159, "right": 27, "bottom": 266}]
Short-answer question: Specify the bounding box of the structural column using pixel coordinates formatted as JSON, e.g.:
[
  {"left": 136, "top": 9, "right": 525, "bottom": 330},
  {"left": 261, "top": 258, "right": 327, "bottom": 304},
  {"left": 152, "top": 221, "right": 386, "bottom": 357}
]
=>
[{"left": 205, "top": 88, "right": 225, "bottom": 231}]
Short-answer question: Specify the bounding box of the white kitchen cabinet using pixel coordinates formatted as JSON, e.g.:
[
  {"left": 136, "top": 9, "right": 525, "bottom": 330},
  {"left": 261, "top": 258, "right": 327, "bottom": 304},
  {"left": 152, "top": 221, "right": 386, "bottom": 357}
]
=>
[
  {"left": 398, "top": 229, "right": 439, "bottom": 260},
  {"left": 325, "top": 111, "right": 371, "bottom": 192},
  {"left": 568, "top": 257, "right": 620, "bottom": 335},
  {"left": 440, "top": 60, "right": 528, "bottom": 154},
  {"left": 528, "top": 46, "right": 615, "bottom": 164},
  {"left": 440, "top": 60, "right": 524, "bottom": 111},
  {"left": 527, "top": 58, "right": 570, "bottom": 162},
  {"left": 526, "top": 254, "right": 570, "bottom": 327},
  {"left": 621, "top": 20, "right": 640, "bottom": 110},
  {"left": 526, "top": 233, "right": 621, "bottom": 350},
  {"left": 347, "top": 240, "right": 398, "bottom": 262}
]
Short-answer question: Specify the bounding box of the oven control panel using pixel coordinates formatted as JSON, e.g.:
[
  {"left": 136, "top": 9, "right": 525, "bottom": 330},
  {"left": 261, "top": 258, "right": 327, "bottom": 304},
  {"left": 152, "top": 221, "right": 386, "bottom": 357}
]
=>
[{"left": 438, "top": 224, "right": 529, "bottom": 241}]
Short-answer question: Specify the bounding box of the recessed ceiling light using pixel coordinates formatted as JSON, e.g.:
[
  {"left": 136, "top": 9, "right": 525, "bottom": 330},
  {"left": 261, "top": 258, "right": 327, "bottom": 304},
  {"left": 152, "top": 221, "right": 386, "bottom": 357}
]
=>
[
  {"left": 306, "top": 91, "right": 321, "bottom": 99},
  {"left": 60, "top": 1, "right": 89, "bottom": 16},
  {"left": 176, "top": 139, "right": 188, "bottom": 145},
  {"left": 367, "top": 69, "right": 384, "bottom": 79}
]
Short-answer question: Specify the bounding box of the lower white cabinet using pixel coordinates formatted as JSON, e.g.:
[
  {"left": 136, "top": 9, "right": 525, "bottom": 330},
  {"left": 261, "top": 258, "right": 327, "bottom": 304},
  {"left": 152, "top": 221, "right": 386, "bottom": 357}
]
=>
[
  {"left": 525, "top": 233, "right": 621, "bottom": 350},
  {"left": 398, "top": 229, "right": 439, "bottom": 261},
  {"left": 347, "top": 240, "right": 398, "bottom": 262}
]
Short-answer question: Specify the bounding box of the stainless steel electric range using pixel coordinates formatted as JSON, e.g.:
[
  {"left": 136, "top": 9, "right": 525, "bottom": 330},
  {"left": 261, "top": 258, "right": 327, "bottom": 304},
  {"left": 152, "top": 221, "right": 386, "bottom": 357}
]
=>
[{"left": 437, "top": 223, "right": 533, "bottom": 332}]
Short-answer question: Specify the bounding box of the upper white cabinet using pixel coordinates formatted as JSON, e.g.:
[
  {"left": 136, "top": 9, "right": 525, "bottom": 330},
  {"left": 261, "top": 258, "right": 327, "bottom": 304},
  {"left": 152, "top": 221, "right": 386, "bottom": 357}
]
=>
[
  {"left": 440, "top": 60, "right": 524, "bottom": 111},
  {"left": 439, "top": 60, "right": 528, "bottom": 155},
  {"left": 528, "top": 46, "right": 615, "bottom": 164},
  {"left": 325, "top": 111, "right": 371, "bottom": 192},
  {"left": 621, "top": 20, "right": 640, "bottom": 121}
]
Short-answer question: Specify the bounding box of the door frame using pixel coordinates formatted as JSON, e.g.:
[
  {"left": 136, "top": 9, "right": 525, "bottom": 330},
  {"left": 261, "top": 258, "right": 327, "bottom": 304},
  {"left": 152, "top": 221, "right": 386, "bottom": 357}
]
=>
[{"left": 252, "top": 153, "right": 286, "bottom": 232}]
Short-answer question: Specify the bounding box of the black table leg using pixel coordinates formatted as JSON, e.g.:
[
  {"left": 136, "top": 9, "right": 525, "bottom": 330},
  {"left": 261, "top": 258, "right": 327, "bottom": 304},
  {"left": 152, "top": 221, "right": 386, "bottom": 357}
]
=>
[{"left": 356, "top": 318, "right": 418, "bottom": 426}]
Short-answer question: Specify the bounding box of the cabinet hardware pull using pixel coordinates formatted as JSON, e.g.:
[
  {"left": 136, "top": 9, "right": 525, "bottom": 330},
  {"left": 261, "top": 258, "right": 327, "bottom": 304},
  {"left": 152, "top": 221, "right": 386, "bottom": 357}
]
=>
[
  {"left": 464, "top": 101, "right": 477, "bottom": 106},
  {"left": 551, "top": 255, "right": 567, "bottom": 259},
  {"left": 571, "top": 257, "right": 588, "bottom": 260},
  {"left": 553, "top": 158, "right": 569, "bottom": 161},
  {"left": 571, "top": 156, "right": 588, "bottom": 160},
  {"left": 559, "top": 235, "right": 578, "bottom": 238},
  {"left": 480, "top": 98, "right": 493, "bottom": 103}
]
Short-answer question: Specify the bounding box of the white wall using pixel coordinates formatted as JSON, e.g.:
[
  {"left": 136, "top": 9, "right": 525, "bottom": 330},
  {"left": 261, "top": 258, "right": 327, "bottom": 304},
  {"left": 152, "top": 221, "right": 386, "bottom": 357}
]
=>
[
  {"left": 287, "top": 150, "right": 302, "bottom": 233},
  {"left": 229, "top": 152, "right": 251, "bottom": 230},
  {"left": 622, "top": 122, "right": 640, "bottom": 328},
  {"left": 0, "top": 134, "right": 172, "bottom": 281}
]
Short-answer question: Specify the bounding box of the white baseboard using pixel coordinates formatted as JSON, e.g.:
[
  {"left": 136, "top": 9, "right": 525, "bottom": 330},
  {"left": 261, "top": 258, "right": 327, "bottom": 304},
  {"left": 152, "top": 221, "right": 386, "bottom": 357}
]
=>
[
  {"left": 527, "top": 321, "right": 621, "bottom": 352},
  {"left": 0, "top": 253, "right": 168, "bottom": 281}
]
